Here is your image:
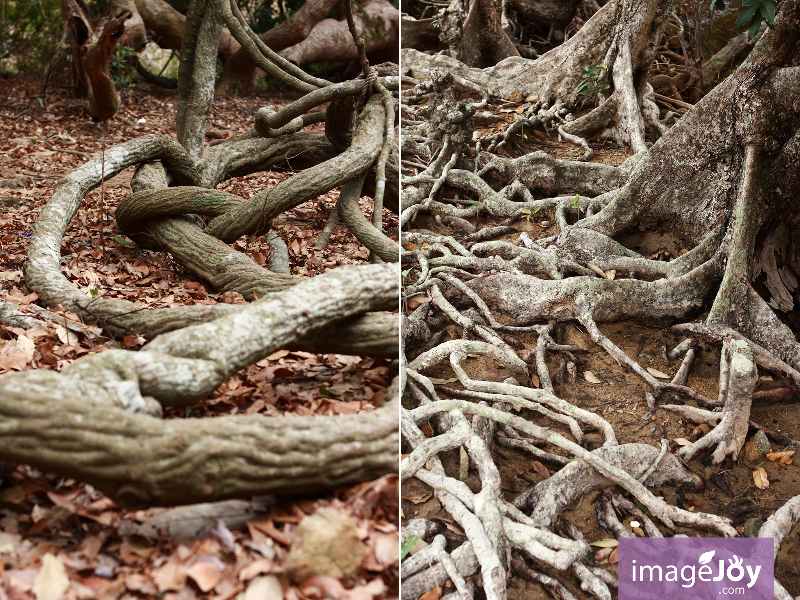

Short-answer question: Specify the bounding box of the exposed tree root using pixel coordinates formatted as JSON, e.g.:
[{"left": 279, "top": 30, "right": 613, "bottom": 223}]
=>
[
  {"left": 0, "top": 366, "right": 399, "bottom": 507},
  {"left": 6, "top": 0, "right": 401, "bottom": 507},
  {"left": 402, "top": 0, "right": 673, "bottom": 154},
  {"left": 401, "top": 1, "right": 800, "bottom": 597}
]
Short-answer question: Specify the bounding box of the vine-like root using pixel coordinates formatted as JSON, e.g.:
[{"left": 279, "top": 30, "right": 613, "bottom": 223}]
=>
[{"left": 400, "top": 12, "right": 800, "bottom": 596}]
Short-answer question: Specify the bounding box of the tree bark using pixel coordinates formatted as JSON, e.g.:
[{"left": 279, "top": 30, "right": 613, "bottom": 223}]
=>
[
  {"left": 216, "top": 0, "right": 340, "bottom": 96},
  {"left": 0, "top": 376, "right": 398, "bottom": 507},
  {"left": 61, "top": 0, "right": 127, "bottom": 121},
  {"left": 278, "top": 0, "right": 399, "bottom": 67},
  {"left": 176, "top": 0, "right": 221, "bottom": 156},
  {"left": 441, "top": 0, "right": 520, "bottom": 68}
]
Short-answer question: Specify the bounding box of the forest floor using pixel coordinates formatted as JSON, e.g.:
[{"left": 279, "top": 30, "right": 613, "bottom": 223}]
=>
[
  {"left": 0, "top": 77, "right": 399, "bottom": 600},
  {"left": 400, "top": 92, "right": 800, "bottom": 599}
]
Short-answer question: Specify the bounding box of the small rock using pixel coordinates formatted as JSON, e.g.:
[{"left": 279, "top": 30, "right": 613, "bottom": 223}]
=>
[
  {"left": 0, "top": 177, "right": 26, "bottom": 189},
  {"left": 553, "top": 29, "right": 564, "bottom": 42},
  {"left": 540, "top": 220, "right": 550, "bottom": 228},
  {"left": 582, "top": 433, "right": 603, "bottom": 447},
  {"left": 649, "top": 427, "right": 656, "bottom": 433},
  {"left": 742, "top": 442, "right": 762, "bottom": 462},
  {"left": 508, "top": 90, "right": 524, "bottom": 104},
  {"left": 284, "top": 508, "right": 366, "bottom": 585},
  {"left": 750, "top": 430, "right": 771, "bottom": 456},
  {"left": 642, "top": 412, "right": 652, "bottom": 422},
  {"left": 743, "top": 517, "right": 763, "bottom": 538},
  {"left": 525, "top": 95, "right": 539, "bottom": 104}
]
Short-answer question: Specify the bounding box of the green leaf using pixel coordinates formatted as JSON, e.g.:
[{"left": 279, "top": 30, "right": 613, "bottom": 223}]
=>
[
  {"left": 114, "top": 235, "right": 137, "bottom": 248},
  {"left": 711, "top": 0, "right": 725, "bottom": 12},
  {"left": 741, "top": 0, "right": 762, "bottom": 6},
  {"left": 89, "top": 288, "right": 99, "bottom": 298},
  {"left": 749, "top": 13, "right": 763, "bottom": 38},
  {"left": 759, "top": 0, "right": 775, "bottom": 26},
  {"left": 401, "top": 535, "right": 419, "bottom": 560},
  {"left": 402, "top": 268, "right": 413, "bottom": 278},
  {"left": 579, "top": 86, "right": 601, "bottom": 95},
  {"left": 571, "top": 195, "right": 580, "bottom": 207},
  {"left": 319, "top": 386, "right": 344, "bottom": 397},
  {"left": 735, "top": 4, "right": 760, "bottom": 28}
]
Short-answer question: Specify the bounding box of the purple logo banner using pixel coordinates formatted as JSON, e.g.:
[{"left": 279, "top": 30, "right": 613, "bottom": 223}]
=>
[{"left": 619, "top": 538, "right": 773, "bottom": 600}]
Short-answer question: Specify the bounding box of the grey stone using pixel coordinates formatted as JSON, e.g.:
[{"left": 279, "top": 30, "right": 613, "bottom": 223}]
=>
[
  {"left": 750, "top": 430, "right": 771, "bottom": 457},
  {"left": 743, "top": 517, "right": 763, "bottom": 538},
  {"left": 285, "top": 507, "right": 366, "bottom": 585}
]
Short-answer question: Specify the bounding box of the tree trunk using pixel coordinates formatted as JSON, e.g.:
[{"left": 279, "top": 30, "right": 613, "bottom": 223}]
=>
[
  {"left": 403, "top": 0, "right": 672, "bottom": 151},
  {"left": 278, "top": 0, "right": 399, "bottom": 67},
  {"left": 215, "top": 0, "right": 339, "bottom": 96},
  {"left": 439, "top": 0, "right": 520, "bottom": 68},
  {"left": 61, "top": 0, "right": 128, "bottom": 121},
  {"left": 504, "top": 0, "right": 581, "bottom": 29}
]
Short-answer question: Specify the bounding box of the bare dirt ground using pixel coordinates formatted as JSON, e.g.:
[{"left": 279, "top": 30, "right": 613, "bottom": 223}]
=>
[
  {"left": 401, "top": 102, "right": 800, "bottom": 599},
  {"left": 0, "top": 77, "right": 399, "bottom": 600}
]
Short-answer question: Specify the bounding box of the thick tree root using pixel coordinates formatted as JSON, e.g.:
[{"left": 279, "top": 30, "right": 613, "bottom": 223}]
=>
[
  {"left": 672, "top": 339, "right": 757, "bottom": 463},
  {"left": 0, "top": 375, "right": 398, "bottom": 507}
]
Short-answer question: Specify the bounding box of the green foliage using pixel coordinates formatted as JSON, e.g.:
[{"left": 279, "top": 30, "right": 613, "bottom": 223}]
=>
[
  {"left": 401, "top": 535, "right": 419, "bottom": 560},
  {"left": 446, "top": 29, "right": 461, "bottom": 43},
  {"left": 712, "top": 0, "right": 776, "bottom": 39},
  {"left": 114, "top": 235, "right": 138, "bottom": 248},
  {"left": 184, "top": 406, "right": 201, "bottom": 418},
  {"left": 577, "top": 65, "right": 609, "bottom": 96},
  {"left": 251, "top": 0, "right": 308, "bottom": 34},
  {"left": 709, "top": 58, "right": 726, "bottom": 71},
  {"left": 520, "top": 207, "right": 541, "bottom": 221},
  {"left": 0, "top": 0, "right": 64, "bottom": 74},
  {"left": 110, "top": 45, "right": 140, "bottom": 89}
]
